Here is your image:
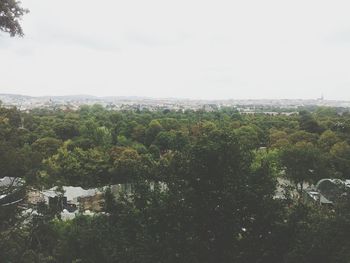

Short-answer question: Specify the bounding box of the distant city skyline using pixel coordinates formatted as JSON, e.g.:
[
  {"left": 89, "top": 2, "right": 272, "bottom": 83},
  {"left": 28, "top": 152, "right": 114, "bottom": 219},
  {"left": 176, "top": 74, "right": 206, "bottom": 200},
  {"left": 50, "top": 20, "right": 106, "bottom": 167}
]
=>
[
  {"left": 0, "top": 92, "right": 332, "bottom": 100},
  {"left": 1, "top": 0, "right": 350, "bottom": 100}
]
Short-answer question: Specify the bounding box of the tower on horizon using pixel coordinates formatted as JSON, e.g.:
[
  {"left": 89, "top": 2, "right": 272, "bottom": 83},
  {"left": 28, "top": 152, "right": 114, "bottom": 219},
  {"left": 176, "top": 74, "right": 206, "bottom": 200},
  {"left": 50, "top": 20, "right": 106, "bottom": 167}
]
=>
[{"left": 317, "top": 94, "right": 324, "bottom": 101}]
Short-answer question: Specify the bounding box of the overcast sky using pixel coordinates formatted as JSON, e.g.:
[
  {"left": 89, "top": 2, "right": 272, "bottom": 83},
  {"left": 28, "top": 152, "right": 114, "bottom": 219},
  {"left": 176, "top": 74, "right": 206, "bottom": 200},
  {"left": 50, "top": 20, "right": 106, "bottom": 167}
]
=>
[{"left": 1, "top": 0, "right": 350, "bottom": 100}]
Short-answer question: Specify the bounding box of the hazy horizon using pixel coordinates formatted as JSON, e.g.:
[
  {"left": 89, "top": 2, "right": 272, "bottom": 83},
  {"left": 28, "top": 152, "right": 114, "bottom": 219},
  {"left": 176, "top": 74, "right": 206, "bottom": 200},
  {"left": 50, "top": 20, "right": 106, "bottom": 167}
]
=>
[
  {"left": 1, "top": 0, "right": 350, "bottom": 100},
  {"left": 0, "top": 92, "right": 344, "bottom": 102}
]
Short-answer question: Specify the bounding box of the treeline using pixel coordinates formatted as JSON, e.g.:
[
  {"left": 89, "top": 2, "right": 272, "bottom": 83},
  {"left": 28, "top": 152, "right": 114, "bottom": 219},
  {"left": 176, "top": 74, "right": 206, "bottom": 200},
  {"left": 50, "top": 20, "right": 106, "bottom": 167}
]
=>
[
  {"left": 1, "top": 105, "right": 350, "bottom": 262},
  {"left": 2, "top": 105, "right": 350, "bottom": 187}
]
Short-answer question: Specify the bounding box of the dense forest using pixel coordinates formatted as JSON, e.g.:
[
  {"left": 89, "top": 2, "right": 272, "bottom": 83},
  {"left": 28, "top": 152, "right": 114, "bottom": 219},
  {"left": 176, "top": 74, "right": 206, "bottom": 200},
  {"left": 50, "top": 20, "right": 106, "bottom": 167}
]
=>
[{"left": 0, "top": 104, "right": 350, "bottom": 262}]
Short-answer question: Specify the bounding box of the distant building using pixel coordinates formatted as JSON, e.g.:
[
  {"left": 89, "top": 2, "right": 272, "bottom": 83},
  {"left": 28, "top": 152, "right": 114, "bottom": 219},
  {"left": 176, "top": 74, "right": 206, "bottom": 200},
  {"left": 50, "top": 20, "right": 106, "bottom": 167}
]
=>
[{"left": 317, "top": 94, "right": 324, "bottom": 101}]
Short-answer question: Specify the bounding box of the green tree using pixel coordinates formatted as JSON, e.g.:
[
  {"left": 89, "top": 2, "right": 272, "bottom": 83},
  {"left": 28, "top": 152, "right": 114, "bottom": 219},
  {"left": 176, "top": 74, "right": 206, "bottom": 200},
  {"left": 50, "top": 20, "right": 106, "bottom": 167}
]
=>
[
  {"left": 142, "top": 129, "right": 284, "bottom": 262},
  {"left": 131, "top": 124, "right": 146, "bottom": 143},
  {"left": 269, "top": 130, "right": 288, "bottom": 148},
  {"left": 53, "top": 120, "right": 80, "bottom": 141},
  {"left": 330, "top": 141, "right": 350, "bottom": 178},
  {"left": 154, "top": 131, "right": 175, "bottom": 151},
  {"left": 318, "top": 130, "right": 340, "bottom": 152},
  {"left": 298, "top": 110, "right": 322, "bottom": 134},
  {"left": 280, "top": 143, "right": 327, "bottom": 193},
  {"left": 44, "top": 145, "right": 110, "bottom": 187},
  {"left": 145, "top": 120, "right": 163, "bottom": 146},
  {"left": 32, "top": 137, "right": 62, "bottom": 158},
  {"left": 289, "top": 130, "right": 318, "bottom": 145},
  {"left": 94, "top": 126, "right": 112, "bottom": 148},
  {"left": 109, "top": 147, "right": 153, "bottom": 183},
  {"left": 236, "top": 125, "right": 260, "bottom": 150}
]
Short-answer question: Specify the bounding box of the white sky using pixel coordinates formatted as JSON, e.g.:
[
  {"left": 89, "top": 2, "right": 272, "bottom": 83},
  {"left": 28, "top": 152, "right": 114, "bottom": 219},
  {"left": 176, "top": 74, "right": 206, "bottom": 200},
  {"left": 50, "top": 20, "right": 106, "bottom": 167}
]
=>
[{"left": 1, "top": 0, "right": 350, "bottom": 100}]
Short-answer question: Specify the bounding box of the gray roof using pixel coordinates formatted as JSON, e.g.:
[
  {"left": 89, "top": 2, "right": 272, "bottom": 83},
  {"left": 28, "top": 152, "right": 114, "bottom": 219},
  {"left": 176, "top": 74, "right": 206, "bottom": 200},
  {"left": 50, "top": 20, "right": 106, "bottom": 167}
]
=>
[
  {"left": 304, "top": 189, "right": 333, "bottom": 204},
  {"left": 0, "top": 177, "right": 23, "bottom": 188},
  {"left": 315, "top": 178, "right": 350, "bottom": 203},
  {"left": 43, "top": 186, "right": 100, "bottom": 202},
  {"left": 0, "top": 177, "right": 25, "bottom": 203}
]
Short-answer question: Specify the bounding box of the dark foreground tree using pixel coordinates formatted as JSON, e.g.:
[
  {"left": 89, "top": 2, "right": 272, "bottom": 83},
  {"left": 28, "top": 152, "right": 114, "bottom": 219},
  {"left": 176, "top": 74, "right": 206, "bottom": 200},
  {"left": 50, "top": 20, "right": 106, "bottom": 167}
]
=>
[
  {"left": 0, "top": 0, "right": 28, "bottom": 36},
  {"left": 131, "top": 129, "right": 286, "bottom": 263}
]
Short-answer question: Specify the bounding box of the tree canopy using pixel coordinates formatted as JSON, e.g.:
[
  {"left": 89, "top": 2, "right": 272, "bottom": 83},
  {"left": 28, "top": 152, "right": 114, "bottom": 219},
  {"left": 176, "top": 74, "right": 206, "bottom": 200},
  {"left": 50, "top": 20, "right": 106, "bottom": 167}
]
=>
[
  {"left": 1, "top": 105, "right": 350, "bottom": 262},
  {"left": 0, "top": 0, "right": 28, "bottom": 36}
]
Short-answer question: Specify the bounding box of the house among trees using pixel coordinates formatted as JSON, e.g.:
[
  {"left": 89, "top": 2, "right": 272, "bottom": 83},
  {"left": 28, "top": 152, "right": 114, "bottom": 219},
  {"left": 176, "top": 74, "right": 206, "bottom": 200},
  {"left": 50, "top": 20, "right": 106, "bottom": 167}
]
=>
[
  {"left": 304, "top": 179, "right": 350, "bottom": 206},
  {"left": 43, "top": 186, "right": 101, "bottom": 212},
  {"left": 26, "top": 184, "right": 135, "bottom": 219}
]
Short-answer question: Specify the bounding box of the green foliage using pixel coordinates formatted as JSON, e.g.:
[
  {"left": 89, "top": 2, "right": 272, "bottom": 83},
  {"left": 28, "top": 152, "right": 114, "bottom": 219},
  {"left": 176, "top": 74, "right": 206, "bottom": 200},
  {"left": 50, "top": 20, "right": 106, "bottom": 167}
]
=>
[
  {"left": 1, "top": 105, "right": 350, "bottom": 262},
  {"left": 280, "top": 142, "right": 329, "bottom": 192},
  {"left": 289, "top": 130, "right": 318, "bottom": 145},
  {"left": 145, "top": 119, "right": 163, "bottom": 145},
  {"left": 318, "top": 129, "right": 340, "bottom": 151},
  {"left": 32, "top": 137, "right": 63, "bottom": 158},
  {"left": 251, "top": 148, "right": 282, "bottom": 177},
  {"left": 298, "top": 110, "right": 323, "bottom": 134},
  {"left": 330, "top": 141, "right": 350, "bottom": 177},
  {"left": 45, "top": 145, "right": 110, "bottom": 187},
  {"left": 53, "top": 120, "right": 80, "bottom": 140}
]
